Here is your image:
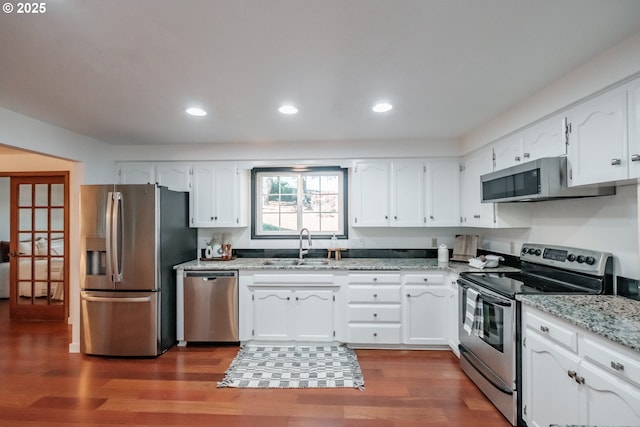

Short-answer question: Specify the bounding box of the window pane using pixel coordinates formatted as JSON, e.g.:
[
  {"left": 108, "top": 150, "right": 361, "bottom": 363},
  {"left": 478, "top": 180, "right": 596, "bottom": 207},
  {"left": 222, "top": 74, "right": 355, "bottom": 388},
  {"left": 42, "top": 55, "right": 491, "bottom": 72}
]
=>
[
  {"left": 321, "top": 175, "right": 339, "bottom": 193},
  {"left": 51, "top": 208, "right": 64, "bottom": 231},
  {"left": 19, "top": 209, "right": 32, "bottom": 231},
  {"left": 35, "top": 209, "right": 48, "bottom": 231},
  {"left": 279, "top": 213, "right": 297, "bottom": 232},
  {"left": 51, "top": 184, "right": 64, "bottom": 206},
  {"left": 302, "top": 213, "right": 320, "bottom": 231},
  {"left": 18, "top": 184, "right": 32, "bottom": 206},
  {"left": 35, "top": 184, "right": 48, "bottom": 206},
  {"left": 320, "top": 194, "right": 339, "bottom": 213}
]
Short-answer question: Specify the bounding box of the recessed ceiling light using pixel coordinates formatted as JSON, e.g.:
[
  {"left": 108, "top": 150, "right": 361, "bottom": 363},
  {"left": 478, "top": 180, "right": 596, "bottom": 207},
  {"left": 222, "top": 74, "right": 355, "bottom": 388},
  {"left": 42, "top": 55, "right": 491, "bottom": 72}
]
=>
[
  {"left": 186, "top": 107, "right": 207, "bottom": 117},
  {"left": 372, "top": 103, "right": 393, "bottom": 113},
  {"left": 278, "top": 105, "right": 298, "bottom": 115}
]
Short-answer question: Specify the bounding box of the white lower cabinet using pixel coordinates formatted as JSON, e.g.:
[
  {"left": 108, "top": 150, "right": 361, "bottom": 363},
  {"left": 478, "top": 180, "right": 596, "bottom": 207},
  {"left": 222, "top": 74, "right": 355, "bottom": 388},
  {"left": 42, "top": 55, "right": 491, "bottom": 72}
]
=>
[
  {"left": 402, "top": 273, "right": 448, "bottom": 346},
  {"left": 522, "top": 306, "right": 640, "bottom": 427},
  {"left": 240, "top": 272, "right": 338, "bottom": 342},
  {"left": 347, "top": 273, "right": 402, "bottom": 344}
]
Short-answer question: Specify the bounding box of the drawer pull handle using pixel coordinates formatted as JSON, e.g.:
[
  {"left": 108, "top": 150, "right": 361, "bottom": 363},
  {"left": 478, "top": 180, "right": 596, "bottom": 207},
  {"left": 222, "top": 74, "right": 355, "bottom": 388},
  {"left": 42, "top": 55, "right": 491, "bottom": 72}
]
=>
[
  {"left": 567, "top": 370, "right": 577, "bottom": 379},
  {"left": 574, "top": 375, "right": 585, "bottom": 385},
  {"left": 611, "top": 361, "right": 625, "bottom": 371},
  {"left": 540, "top": 325, "right": 549, "bottom": 333},
  {"left": 632, "top": 154, "right": 640, "bottom": 162},
  {"left": 611, "top": 158, "right": 622, "bottom": 166}
]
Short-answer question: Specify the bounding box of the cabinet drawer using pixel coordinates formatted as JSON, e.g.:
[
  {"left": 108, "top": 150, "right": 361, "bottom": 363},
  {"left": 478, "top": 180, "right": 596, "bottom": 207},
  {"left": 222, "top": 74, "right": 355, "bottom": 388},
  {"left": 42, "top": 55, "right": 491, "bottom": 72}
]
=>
[
  {"left": 403, "top": 273, "right": 445, "bottom": 286},
  {"left": 581, "top": 334, "right": 640, "bottom": 387},
  {"left": 348, "top": 324, "right": 402, "bottom": 344},
  {"left": 525, "top": 310, "right": 578, "bottom": 353},
  {"left": 348, "top": 286, "right": 401, "bottom": 303},
  {"left": 348, "top": 305, "right": 401, "bottom": 322},
  {"left": 347, "top": 274, "right": 401, "bottom": 285}
]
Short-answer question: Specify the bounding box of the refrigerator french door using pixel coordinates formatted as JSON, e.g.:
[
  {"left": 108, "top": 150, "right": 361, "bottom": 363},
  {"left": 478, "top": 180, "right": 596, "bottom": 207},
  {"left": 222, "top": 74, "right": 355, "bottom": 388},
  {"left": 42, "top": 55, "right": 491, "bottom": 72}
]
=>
[{"left": 80, "top": 184, "right": 196, "bottom": 356}]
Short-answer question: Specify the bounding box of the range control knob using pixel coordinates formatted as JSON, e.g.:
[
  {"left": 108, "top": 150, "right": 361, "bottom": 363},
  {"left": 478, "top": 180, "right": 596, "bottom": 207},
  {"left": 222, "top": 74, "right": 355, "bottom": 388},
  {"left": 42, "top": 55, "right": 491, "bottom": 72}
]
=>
[
  {"left": 528, "top": 248, "right": 536, "bottom": 255},
  {"left": 567, "top": 254, "right": 577, "bottom": 262},
  {"left": 585, "top": 256, "right": 596, "bottom": 265},
  {"left": 521, "top": 247, "right": 528, "bottom": 255},
  {"left": 534, "top": 249, "right": 542, "bottom": 256},
  {"left": 577, "top": 255, "right": 586, "bottom": 264}
]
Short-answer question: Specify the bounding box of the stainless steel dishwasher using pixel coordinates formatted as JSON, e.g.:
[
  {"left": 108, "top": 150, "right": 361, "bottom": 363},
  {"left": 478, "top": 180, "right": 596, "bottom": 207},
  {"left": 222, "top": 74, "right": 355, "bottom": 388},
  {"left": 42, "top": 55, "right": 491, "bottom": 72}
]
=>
[{"left": 183, "top": 270, "right": 239, "bottom": 342}]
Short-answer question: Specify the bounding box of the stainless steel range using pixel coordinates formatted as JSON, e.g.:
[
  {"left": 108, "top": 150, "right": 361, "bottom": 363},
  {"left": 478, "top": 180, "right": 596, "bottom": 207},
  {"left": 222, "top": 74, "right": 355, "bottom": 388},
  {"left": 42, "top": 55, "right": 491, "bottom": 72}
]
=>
[{"left": 457, "top": 243, "right": 613, "bottom": 426}]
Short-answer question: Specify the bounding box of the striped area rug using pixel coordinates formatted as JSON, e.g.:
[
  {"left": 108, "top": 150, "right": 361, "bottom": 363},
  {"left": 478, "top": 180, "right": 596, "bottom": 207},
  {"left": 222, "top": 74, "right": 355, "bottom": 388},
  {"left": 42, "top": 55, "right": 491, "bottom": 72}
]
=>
[{"left": 217, "top": 345, "right": 365, "bottom": 390}]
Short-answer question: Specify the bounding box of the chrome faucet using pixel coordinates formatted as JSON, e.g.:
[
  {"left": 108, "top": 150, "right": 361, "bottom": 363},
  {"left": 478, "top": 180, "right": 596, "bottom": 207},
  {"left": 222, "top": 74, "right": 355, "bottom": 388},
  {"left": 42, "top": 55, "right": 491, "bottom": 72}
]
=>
[{"left": 299, "top": 228, "right": 312, "bottom": 259}]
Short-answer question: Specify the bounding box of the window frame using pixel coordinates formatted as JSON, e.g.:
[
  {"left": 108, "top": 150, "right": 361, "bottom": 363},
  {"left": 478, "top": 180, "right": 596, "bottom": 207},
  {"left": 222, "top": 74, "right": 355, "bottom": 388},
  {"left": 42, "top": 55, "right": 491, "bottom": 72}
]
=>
[{"left": 250, "top": 166, "right": 348, "bottom": 240}]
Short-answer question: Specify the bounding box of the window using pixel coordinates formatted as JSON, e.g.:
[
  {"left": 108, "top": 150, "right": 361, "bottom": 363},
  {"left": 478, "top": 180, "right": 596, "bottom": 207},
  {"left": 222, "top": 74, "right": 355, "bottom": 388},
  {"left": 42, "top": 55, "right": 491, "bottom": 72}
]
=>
[{"left": 251, "top": 167, "right": 348, "bottom": 239}]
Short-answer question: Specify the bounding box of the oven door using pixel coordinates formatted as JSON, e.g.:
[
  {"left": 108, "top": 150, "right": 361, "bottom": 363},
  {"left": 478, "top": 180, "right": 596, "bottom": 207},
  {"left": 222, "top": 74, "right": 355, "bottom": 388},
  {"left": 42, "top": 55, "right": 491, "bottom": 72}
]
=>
[{"left": 458, "top": 280, "right": 516, "bottom": 386}]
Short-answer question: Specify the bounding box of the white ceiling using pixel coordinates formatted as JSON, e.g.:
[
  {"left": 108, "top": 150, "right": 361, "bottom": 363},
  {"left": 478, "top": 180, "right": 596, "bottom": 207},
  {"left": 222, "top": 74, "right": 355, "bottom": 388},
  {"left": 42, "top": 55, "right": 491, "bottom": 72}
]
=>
[{"left": 1, "top": 0, "right": 640, "bottom": 147}]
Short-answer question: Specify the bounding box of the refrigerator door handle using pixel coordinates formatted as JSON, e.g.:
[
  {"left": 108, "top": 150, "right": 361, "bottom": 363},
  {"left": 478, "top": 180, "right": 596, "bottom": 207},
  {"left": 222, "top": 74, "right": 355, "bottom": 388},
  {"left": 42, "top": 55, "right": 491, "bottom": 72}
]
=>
[
  {"left": 82, "top": 295, "right": 152, "bottom": 303},
  {"left": 106, "top": 191, "right": 124, "bottom": 283}
]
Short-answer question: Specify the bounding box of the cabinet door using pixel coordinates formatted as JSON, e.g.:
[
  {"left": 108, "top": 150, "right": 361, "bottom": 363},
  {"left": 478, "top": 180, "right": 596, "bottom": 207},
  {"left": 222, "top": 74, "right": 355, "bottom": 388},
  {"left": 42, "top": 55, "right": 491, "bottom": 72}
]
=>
[
  {"left": 252, "top": 289, "right": 292, "bottom": 341},
  {"left": 460, "top": 148, "right": 494, "bottom": 226},
  {"left": 390, "top": 160, "right": 424, "bottom": 227},
  {"left": 566, "top": 87, "right": 628, "bottom": 186},
  {"left": 493, "top": 133, "right": 524, "bottom": 171},
  {"left": 403, "top": 285, "right": 448, "bottom": 345},
  {"left": 294, "top": 290, "right": 334, "bottom": 342},
  {"left": 523, "top": 114, "right": 566, "bottom": 161},
  {"left": 352, "top": 161, "right": 390, "bottom": 226},
  {"left": 190, "top": 163, "right": 216, "bottom": 227},
  {"left": 156, "top": 163, "right": 191, "bottom": 192},
  {"left": 118, "top": 163, "right": 155, "bottom": 184},
  {"left": 425, "top": 160, "right": 460, "bottom": 226},
  {"left": 629, "top": 79, "right": 640, "bottom": 179},
  {"left": 523, "top": 330, "right": 581, "bottom": 427},
  {"left": 580, "top": 361, "right": 640, "bottom": 426},
  {"left": 213, "top": 163, "right": 240, "bottom": 227}
]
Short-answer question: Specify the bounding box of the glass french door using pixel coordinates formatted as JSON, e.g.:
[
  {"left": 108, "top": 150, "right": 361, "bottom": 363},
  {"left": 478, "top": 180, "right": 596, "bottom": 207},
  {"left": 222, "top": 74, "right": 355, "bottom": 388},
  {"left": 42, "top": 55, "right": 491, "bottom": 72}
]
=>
[{"left": 10, "top": 175, "right": 68, "bottom": 321}]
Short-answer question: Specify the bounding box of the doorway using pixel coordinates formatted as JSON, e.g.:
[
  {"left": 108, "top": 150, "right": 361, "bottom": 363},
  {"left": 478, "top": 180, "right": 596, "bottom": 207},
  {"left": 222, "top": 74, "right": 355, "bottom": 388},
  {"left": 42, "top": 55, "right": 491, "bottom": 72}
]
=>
[{"left": 9, "top": 174, "right": 69, "bottom": 321}]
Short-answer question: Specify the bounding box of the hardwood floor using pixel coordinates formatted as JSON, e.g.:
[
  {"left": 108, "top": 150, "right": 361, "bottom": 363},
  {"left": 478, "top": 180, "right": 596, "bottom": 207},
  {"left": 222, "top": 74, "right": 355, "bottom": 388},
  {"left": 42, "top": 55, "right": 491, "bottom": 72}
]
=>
[{"left": 0, "top": 300, "right": 511, "bottom": 426}]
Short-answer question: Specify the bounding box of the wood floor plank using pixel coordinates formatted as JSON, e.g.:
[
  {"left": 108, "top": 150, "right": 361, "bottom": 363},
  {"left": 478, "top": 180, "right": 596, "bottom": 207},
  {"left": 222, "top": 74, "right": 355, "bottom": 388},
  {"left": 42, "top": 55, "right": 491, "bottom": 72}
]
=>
[{"left": 0, "top": 300, "right": 512, "bottom": 426}]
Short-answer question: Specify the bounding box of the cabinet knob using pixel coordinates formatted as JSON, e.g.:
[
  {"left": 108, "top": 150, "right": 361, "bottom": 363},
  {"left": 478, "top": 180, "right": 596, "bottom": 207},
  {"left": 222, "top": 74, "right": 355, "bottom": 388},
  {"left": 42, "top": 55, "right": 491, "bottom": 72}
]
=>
[
  {"left": 430, "top": 215, "right": 434, "bottom": 220},
  {"left": 423, "top": 278, "right": 428, "bottom": 282},
  {"left": 515, "top": 156, "right": 521, "bottom": 162},
  {"left": 406, "top": 294, "right": 411, "bottom": 298},
  {"left": 384, "top": 215, "right": 389, "bottom": 220},
  {"left": 523, "top": 152, "right": 531, "bottom": 159},
  {"left": 373, "top": 332, "right": 378, "bottom": 337},
  {"left": 567, "top": 370, "right": 577, "bottom": 379},
  {"left": 373, "top": 277, "right": 378, "bottom": 282},
  {"left": 631, "top": 154, "right": 640, "bottom": 162},
  {"left": 611, "top": 158, "right": 622, "bottom": 166},
  {"left": 373, "top": 294, "right": 378, "bottom": 298},
  {"left": 394, "top": 216, "right": 397, "bottom": 220},
  {"left": 540, "top": 325, "right": 549, "bottom": 333},
  {"left": 373, "top": 313, "right": 377, "bottom": 318},
  {"left": 611, "top": 361, "right": 625, "bottom": 371}
]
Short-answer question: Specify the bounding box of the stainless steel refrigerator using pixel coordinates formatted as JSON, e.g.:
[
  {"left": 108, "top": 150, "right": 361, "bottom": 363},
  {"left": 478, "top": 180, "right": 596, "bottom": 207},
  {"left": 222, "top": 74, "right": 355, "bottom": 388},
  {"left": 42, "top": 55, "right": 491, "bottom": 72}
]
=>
[{"left": 80, "top": 184, "right": 196, "bottom": 356}]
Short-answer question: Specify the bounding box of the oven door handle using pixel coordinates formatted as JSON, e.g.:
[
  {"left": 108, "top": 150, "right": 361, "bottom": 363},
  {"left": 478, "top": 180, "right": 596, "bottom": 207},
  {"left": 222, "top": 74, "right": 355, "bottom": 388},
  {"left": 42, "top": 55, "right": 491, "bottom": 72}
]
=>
[
  {"left": 459, "top": 345, "right": 514, "bottom": 396},
  {"left": 458, "top": 281, "right": 513, "bottom": 307}
]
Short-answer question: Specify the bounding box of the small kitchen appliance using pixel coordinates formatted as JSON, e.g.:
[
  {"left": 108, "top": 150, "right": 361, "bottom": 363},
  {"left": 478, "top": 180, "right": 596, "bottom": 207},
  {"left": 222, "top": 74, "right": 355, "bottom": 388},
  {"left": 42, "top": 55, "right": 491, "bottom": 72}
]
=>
[{"left": 457, "top": 243, "right": 613, "bottom": 426}]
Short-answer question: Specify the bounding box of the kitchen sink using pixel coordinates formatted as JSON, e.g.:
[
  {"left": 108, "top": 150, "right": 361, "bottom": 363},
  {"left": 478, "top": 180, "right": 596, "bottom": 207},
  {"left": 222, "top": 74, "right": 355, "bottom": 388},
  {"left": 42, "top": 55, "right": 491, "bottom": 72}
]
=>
[
  {"left": 263, "top": 259, "right": 300, "bottom": 266},
  {"left": 262, "top": 259, "right": 329, "bottom": 266},
  {"left": 298, "top": 260, "right": 328, "bottom": 266}
]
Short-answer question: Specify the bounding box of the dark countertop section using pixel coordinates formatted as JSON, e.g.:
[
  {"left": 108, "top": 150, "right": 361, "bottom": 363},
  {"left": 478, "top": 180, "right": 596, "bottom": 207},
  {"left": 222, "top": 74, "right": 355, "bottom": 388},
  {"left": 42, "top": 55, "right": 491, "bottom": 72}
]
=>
[{"left": 518, "top": 294, "right": 640, "bottom": 352}]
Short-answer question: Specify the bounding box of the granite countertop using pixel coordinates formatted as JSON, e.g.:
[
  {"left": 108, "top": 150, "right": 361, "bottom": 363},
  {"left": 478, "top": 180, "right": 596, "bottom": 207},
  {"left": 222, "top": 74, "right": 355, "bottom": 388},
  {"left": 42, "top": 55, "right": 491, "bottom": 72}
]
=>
[
  {"left": 174, "top": 257, "right": 520, "bottom": 275},
  {"left": 518, "top": 294, "right": 640, "bottom": 352}
]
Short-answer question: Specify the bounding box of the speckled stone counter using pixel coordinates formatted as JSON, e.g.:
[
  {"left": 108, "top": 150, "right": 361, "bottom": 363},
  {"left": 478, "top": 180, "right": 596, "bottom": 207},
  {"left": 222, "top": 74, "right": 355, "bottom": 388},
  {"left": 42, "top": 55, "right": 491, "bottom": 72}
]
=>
[
  {"left": 174, "top": 257, "right": 519, "bottom": 275},
  {"left": 518, "top": 294, "right": 640, "bottom": 352}
]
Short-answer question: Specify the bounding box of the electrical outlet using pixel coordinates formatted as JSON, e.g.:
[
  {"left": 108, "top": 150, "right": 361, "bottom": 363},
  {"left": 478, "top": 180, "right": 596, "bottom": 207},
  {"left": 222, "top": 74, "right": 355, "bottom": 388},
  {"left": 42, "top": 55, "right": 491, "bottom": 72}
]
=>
[{"left": 431, "top": 237, "right": 438, "bottom": 247}]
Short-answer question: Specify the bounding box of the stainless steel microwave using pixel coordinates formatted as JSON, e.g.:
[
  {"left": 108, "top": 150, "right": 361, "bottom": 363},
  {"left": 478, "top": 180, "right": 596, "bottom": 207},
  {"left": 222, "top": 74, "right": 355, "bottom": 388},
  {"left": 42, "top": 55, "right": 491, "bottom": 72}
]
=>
[{"left": 481, "top": 157, "right": 615, "bottom": 203}]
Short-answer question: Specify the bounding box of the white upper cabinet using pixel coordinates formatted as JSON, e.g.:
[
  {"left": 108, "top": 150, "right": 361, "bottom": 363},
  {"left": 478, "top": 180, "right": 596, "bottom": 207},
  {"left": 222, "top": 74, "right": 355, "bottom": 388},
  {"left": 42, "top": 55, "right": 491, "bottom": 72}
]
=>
[
  {"left": 190, "top": 162, "right": 247, "bottom": 228},
  {"left": 628, "top": 78, "right": 640, "bottom": 179},
  {"left": 493, "top": 133, "right": 525, "bottom": 171},
  {"left": 566, "top": 85, "right": 628, "bottom": 186},
  {"left": 460, "top": 147, "right": 494, "bottom": 227},
  {"left": 425, "top": 159, "right": 460, "bottom": 226},
  {"left": 351, "top": 160, "right": 390, "bottom": 226},
  {"left": 390, "top": 160, "right": 425, "bottom": 227},
  {"left": 117, "top": 162, "right": 191, "bottom": 192},
  {"left": 155, "top": 163, "right": 191, "bottom": 192},
  {"left": 118, "top": 162, "right": 155, "bottom": 185},
  {"left": 522, "top": 113, "right": 566, "bottom": 161}
]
